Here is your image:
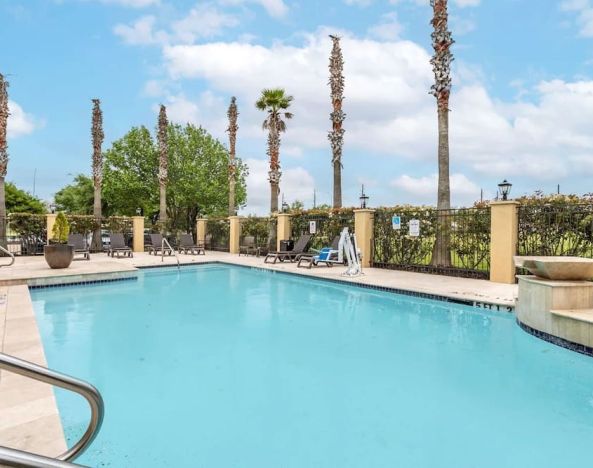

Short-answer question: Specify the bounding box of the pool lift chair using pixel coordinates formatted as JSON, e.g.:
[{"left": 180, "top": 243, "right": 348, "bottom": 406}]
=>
[{"left": 339, "top": 227, "right": 362, "bottom": 277}]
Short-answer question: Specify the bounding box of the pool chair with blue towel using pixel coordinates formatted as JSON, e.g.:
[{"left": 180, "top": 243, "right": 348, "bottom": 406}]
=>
[{"left": 297, "top": 236, "right": 342, "bottom": 269}]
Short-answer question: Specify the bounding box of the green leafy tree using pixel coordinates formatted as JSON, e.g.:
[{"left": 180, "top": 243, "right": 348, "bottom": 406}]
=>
[
  {"left": 6, "top": 182, "right": 45, "bottom": 213},
  {"left": 102, "top": 123, "right": 247, "bottom": 232},
  {"left": 51, "top": 212, "right": 70, "bottom": 243},
  {"left": 255, "top": 88, "right": 294, "bottom": 214},
  {"left": 54, "top": 175, "right": 95, "bottom": 214}
]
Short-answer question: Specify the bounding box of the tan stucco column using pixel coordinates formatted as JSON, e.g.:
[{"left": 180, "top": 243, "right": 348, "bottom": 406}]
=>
[
  {"left": 489, "top": 201, "right": 520, "bottom": 284},
  {"left": 354, "top": 209, "right": 375, "bottom": 268},
  {"left": 196, "top": 218, "right": 207, "bottom": 244},
  {"left": 229, "top": 216, "right": 242, "bottom": 254},
  {"left": 276, "top": 213, "right": 291, "bottom": 251},
  {"left": 132, "top": 216, "right": 144, "bottom": 252},
  {"left": 46, "top": 213, "right": 57, "bottom": 243}
]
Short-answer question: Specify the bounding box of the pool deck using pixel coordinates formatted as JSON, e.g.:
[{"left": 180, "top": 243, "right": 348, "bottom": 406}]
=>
[{"left": 0, "top": 252, "right": 517, "bottom": 460}]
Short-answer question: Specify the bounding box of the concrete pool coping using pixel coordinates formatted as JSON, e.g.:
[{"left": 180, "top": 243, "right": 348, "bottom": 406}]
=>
[{"left": 0, "top": 252, "right": 518, "bottom": 458}]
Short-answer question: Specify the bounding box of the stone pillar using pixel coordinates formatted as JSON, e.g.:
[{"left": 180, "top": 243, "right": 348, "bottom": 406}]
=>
[
  {"left": 276, "top": 213, "right": 291, "bottom": 251},
  {"left": 229, "top": 216, "right": 242, "bottom": 254},
  {"left": 490, "top": 201, "right": 520, "bottom": 284},
  {"left": 132, "top": 216, "right": 144, "bottom": 253},
  {"left": 46, "top": 213, "right": 57, "bottom": 244},
  {"left": 196, "top": 218, "right": 207, "bottom": 245},
  {"left": 354, "top": 209, "right": 375, "bottom": 268}
]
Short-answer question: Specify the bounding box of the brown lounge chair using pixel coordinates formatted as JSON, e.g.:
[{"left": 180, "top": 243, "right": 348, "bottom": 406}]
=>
[
  {"left": 68, "top": 233, "right": 90, "bottom": 261},
  {"left": 264, "top": 234, "right": 312, "bottom": 264},
  {"left": 178, "top": 233, "right": 205, "bottom": 255},
  {"left": 297, "top": 235, "right": 341, "bottom": 269},
  {"left": 107, "top": 233, "right": 133, "bottom": 258},
  {"left": 148, "top": 233, "right": 173, "bottom": 256},
  {"left": 239, "top": 236, "right": 259, "bottom": 256}
]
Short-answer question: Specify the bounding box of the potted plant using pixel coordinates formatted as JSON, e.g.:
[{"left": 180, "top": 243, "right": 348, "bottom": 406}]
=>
[{"left": 44, "top": 212, "right": 74, "bottom": 269}]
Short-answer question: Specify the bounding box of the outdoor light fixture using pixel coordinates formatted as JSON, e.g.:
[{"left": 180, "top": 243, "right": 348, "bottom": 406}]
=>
[
  {"left": 136, "top": 207, "right": 142, "bottom": 216},
  {"left": 498, "top": 180, "right": 512, "bottom": 201},
  {"left": 359, "top": 185, "right": 369, "bottom": 209},
  {"left": 281, "top": 195, "right": 289, "bottom": 213},
  {"left": 49, "top": 203, "right": 56, "bottom": 214}
]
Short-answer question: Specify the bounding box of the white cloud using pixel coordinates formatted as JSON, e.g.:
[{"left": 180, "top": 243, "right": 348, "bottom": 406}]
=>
[
  {"left": 219, "top": 0, "right": 288, "bottom": 18},
  {"left": 113, "top": 15, "right": 166, "bottom": 45},
  {"left": 98, "top": 0, "right": 159, "bottom": 7},
  {"left": 391, "top": 173, "right": 481, "bottom": 206},
  {"left": 344, "top": 0, "right": 373, "bottom": 6},
  {"left": 160, "top": 29, "right": 593, "bottom": 185},
  {"left": 240, "top": 158, "right": 315, "bottom": 215},
  {"left": 561, "top": 0, "right": 593, "bottom": 36},
  {"left": 7, "top": 101, "right": 39, "bottom": 138},
  {"left": 368, "top": 12, "right": 403, "bottom": 41}
]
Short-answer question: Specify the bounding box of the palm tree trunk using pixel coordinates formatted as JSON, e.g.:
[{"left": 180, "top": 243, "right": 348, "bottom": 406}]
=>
[
  {"left": 91, "top": 99, "right": 104, "bottom": 252},
  {"left": 0, "top": 177, "right": 6, "bottom": 249},
  {"left": 0, "top": 74, "right": 9, "bottom": 249},
  {"left": 159, "top": 183, "right": 167, "bottom": 226},
  {"left": 270, "top": 181, "right": 279, "bottom": 213},
  {"left": 329, "top": 35, "right": 345, "bottom": 209},
  {"left": 229, "top": 178, "right": 236, "bottom": 216},
  {"left": 158, "top": 105, "right": 168, "bottom": 229},
  {"left": 433, "top": 106, "right": 452, "bottom": 266},
  {"left": 227, "top": 97, "right": 238, "bottom": 216},
  {"left": 333, "top": 161, "right": 342, "bottom": 208},
  {"left": 268, "top": 119, "right": 281, "bottom": 214}
]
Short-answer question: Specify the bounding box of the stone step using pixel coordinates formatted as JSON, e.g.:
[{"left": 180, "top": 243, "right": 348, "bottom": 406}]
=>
[{"left": 550, "top": 308, "right": 593, "bottom": 324}]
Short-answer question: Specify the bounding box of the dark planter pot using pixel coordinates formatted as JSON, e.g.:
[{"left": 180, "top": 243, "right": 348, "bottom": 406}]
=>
[{"left": 44, "top": 244, "right": 74, "bottom": 269}]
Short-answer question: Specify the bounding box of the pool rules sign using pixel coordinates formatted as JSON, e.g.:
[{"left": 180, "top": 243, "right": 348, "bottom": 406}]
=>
[{"left": 409, "top": 219, "right": 420, "bottom": 237}]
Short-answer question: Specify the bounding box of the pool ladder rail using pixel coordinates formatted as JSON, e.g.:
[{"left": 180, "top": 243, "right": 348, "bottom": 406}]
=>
[
  {"left": 161, "top": 237, "right": 180, "bottom": 269},
  {"left": 0, "top": 352, "right": 104, "bottom": 468},
  {"left": 0, "top": 244, "right": 15, "bottom": 267}
]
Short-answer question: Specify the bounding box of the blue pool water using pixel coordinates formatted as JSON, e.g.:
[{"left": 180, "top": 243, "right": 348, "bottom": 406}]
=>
[{"left": 32, "top": 265, "right": 593, "bottom": 467}]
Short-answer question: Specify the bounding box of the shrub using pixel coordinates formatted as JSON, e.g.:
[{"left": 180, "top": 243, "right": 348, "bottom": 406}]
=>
[{"left": 52, "top": 212, "right": 70, "bottom": 243}]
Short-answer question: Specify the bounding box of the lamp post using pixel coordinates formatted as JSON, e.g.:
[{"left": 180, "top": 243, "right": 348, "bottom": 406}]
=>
[
  {"left": 136, "top": 207, "right": 142, "bottom": 216},
  {"left": 359, "top": 185, "right": 369, "bottom": 209},
  {"left": 49, "top": 203, "right": 56, "bottom": 214},
  {"left": 281, "top": 194, "right": 289, "bottom": 213},
  {"left": 498, "top": 180, "right": 512, "bottom": 201}
]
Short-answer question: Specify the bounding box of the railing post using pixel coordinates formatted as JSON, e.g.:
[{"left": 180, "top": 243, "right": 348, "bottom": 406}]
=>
[
  {"left": 489, "top": 201, "right": 520, "bottom": 284},
  {"left": 229, "top": 216, "right": 242, "bottom": 254},
  {"left": 132, "top": 216, "right": 144, "bottom": 253},
  {"left": 46, "top": 213, "right": 57, "bottom": 244},
  {"left": 354, "top": 209, "right": 375, "bottom": 268},
  {"left": 196, "top": 218, "right": 207, "bottom": 245},
  {"left": 276, "top": 213, "right": 291, "bottom": 251}
]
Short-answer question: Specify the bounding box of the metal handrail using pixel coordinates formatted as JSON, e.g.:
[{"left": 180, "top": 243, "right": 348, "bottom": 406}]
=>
[
  {"left": 161, "top": 238, "right": 180, "bottom": 269},
  {"left": 0, "top": 244, "right": 15, "bottom": 267},
  {"left": 0, "top": 352, "right": 104, "bottom": 466},
  {"left": 0, "top": 446, "right": 88, "bottom": 467}
]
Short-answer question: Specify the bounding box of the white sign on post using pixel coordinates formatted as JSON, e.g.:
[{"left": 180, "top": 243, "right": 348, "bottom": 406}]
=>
[
  {"left": 409, "top": 219, "right": 420, "bottom": 237},
  {"left": 392, "top": 215, "right": 401, "bottom": 230},
  {"left": 309, "top": 220, "right": 317, "bottom": 234}
]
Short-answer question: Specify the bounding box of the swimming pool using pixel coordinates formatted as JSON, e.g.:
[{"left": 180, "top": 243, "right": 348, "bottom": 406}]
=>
[{"left": 32, "top": 264, "right": 593, "bottom": 467}]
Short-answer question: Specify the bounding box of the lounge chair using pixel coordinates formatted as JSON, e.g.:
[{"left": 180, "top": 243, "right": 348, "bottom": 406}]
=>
[
  {"left": 147, "top": 233, "right": 173, "bottom": 256},
  {"left": 107, "top": 233, "right": 133, "bottom": 258},
  {"left": 264, "top": 234, "right": 312, "bottom": 264},
  {"left": 68, "top": 233, "right": 90, "bottom": 261},
  {"left": 297, "top": 236, "right": 342, "bottom": 269},
  {"left": 178, "top": 233, "right": 205, "bottom": 255},
  {"left": 239, "top": 236, "right": 259, "bottom": 256}
]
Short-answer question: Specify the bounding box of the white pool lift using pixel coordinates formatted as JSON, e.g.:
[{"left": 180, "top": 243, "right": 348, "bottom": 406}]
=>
[{"left": 337, "top": 227, "right": 362, "bottom": 277}]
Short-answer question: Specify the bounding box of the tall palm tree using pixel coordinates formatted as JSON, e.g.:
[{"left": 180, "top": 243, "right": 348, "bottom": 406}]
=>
[
  {"left": 91, "top": 99, "right": 104, "bottom": 251},
  {"left": 328, "top": 34, "right": 345, "bottom": 209},
  {"left": 157, "top": 104, "right": 168, "bottom": 226},
  {"left": 0, "top": 74, "right": 8, "bottom": 247},
  {"left": 227, "top": 97, "right": 239, "bottom": 216},
  {"left": 255, "top": 88, "right": 293, "bottom": 214},
  {"left": 430, "top": 0, "right": 454, "bottom": 266}
]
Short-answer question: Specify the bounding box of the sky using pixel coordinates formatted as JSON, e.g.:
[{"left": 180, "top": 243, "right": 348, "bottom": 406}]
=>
[{"left": 2, "top": 0, "right": 593, "bottom": 214}]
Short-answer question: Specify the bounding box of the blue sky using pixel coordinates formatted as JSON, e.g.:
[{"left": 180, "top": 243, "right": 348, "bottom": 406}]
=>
[{"left": 2, "top": 0, "right": 593, "bottom": 213}]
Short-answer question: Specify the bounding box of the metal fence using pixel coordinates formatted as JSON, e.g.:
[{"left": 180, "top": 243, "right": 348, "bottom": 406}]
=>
[
  {"left": 0, "top": 214, "right": 47, "bottom": 256},
  {"left": 206, "top": 218, "right": 230, "bottom": 251},
  {"left": 240, "top": 216, "right": 277, "bottom": 254},
  {"left": 291, "top": 211, "right": 355, "bottom": 250},
  {"left": 518, "top": 203, "right": 593, "bottom": 257},
  {"left": 372, "top": 207, "right": 491, "bottom": 279}
]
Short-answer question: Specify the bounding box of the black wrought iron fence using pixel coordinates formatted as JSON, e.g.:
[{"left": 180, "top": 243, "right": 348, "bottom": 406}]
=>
[
  {"left": 206, "top": 218, "right": 230, "bottom": 251},
  {"left": 241, "top": 216, "right": 276, "bottom": 254},
  {"left": 67, "top": 215, "right": 133, "bottom": 252},
  {"left": 372, "top": 207, "right": 491, "bottom": 279},
  {"left": 0, "top": 214, "right": 47, "bottom": 256},
  {"left": 291, "top": 210, "right": 355, "bottom": 250},
  {"left": 518, "top": 203, "right": 593, "bottom": 257}
]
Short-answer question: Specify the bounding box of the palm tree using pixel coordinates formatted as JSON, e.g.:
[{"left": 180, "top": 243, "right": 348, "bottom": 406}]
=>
[
  {"left": 328, "top": 35, "right": 345, "bottom": 209},
  {"left": 227, "top": 97, "right": 239, "bottom": 216},
  {"left": 0, "top": 74, "right": 8, "bottom": 247},
  {"left": 157, "top": 104, "right": 168, "bottom": 227},
  {"left": 91, "top": 99, "right": 104, "bottom": 251},
  {"left": 430, "top": 0, "right": 454, "bottom": 266},
  {"left": 255, "top": 88, "right": 293, "bottom": 214}
]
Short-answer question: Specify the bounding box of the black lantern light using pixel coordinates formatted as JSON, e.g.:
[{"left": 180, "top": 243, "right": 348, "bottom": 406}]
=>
[
  {"left": 136, "top": 207, "right": 142, "bottom": 216},
  {"left": 498, "top": 180, "right": 512, "bottom": 201},
  {"left": 281, "top": 194, "right": 289, "bottom": 213},
  {"left": 359, "top": 185, "right": 369, "bottom": 209},
  {"left": 49, "top": 203, "right": 56, "bottom": 214}
]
